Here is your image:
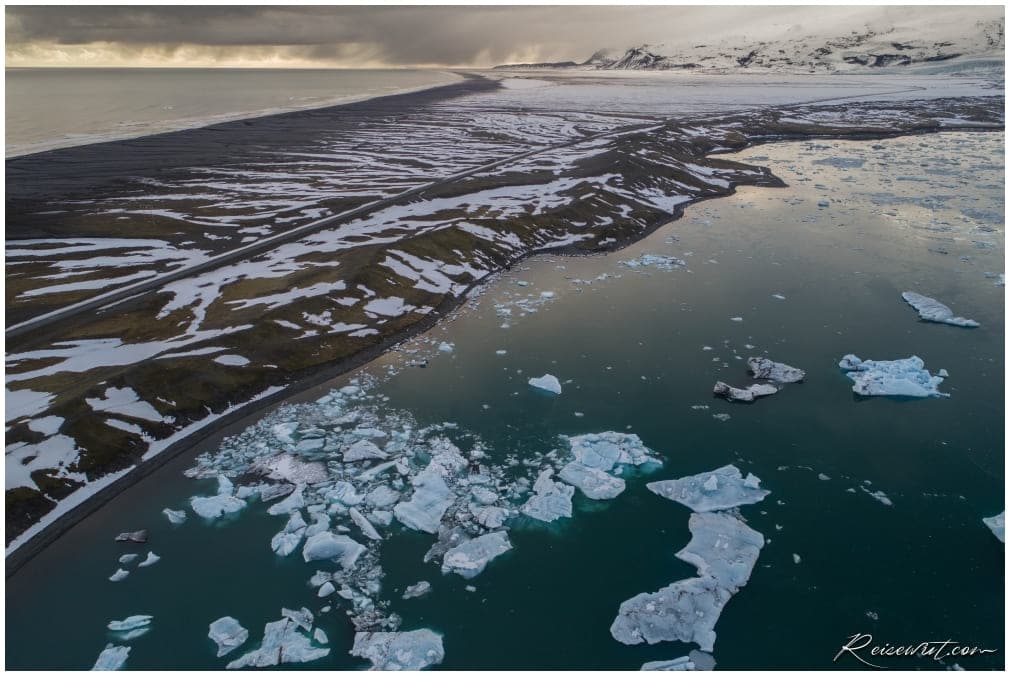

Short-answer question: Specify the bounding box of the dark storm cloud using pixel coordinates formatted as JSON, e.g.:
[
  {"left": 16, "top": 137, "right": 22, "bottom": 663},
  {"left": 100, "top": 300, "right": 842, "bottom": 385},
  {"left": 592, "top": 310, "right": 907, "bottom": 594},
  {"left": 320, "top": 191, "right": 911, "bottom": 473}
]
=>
[{"left": 5, "top": 5, "right": 1003, "bottom": 67}]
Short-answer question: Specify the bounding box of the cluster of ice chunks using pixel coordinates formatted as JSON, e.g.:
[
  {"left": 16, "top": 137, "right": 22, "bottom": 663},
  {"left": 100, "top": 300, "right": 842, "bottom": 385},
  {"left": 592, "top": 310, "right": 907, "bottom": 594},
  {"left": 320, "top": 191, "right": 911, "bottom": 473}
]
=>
[
  {"left": 225, "top": 608, "right": 328, "bottom": 669},
  {"left": 838, "top": 354, "right": 948, "bottom": 398},
  {"left": 181, "top": 380, "right": 672, "bottom": 668},
  {"left": 612, "top": 464, "right": 769, "bottom": 655},
  {"left": 108, "top": 548, "right": 160, "bottom": 582},
  {"left": 713, "top": 357, "right": 805, "bottom": 403},
  {"left": 901, "top": 291, "right": 979, "bottom": 328},
  {"left": 350, "top": 629, "right": 445, "bottom": 670}
]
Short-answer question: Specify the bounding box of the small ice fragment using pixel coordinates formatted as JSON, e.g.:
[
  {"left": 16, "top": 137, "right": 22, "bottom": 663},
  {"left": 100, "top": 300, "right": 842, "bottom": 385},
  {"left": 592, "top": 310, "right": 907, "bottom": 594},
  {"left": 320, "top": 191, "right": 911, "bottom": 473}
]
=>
[
  {"left": 114, "top": 530, "right": 147, "bottom": 543},
  {"left": 772, "top": 294, "right": 786, "bottom": 300},
  {"left": 162, "top": 508, "right": 187, "bottom": 525},
  {"left": 438, "top": 342, "right": 454, "bottom": 353},
  {"left": 495, "top": 350, "right": 507, "bottom": 355},
  {"left": 441, "top": 531, "right": 512, "bottom": 579},
  {"left": 350, "top": 629, "right": 444, "bottom": 670},
  {"left": 118, "top": 554, "right": 138, "bottom": 565},
  {"left": 793, "top": 553, "right": 801, "bottom": 564},
  {"left": 191, "top": 494, "right": 246, "bottom": 520},
  {"left": 109, "top": 569, "right": 129, "bottom": 582},
  {"left": 901, "top": 291, "right": 979, "bottom": 328},
  {"left": 730, "top": 317, "right": 743, "bottom": 322},
  {"left": 92, "top": 644, "right": 130, "bottom": 671},
  {"left": 137, "top": 552, "right": 160, "bottom": 567},
  {"left": 317, "top": 582, "right": 336, "bottom": 598},
  {"left": 642, "top": 650, "right": 716, "bottom": 670},
  {"left": 983, "top": 511, "right": 1005, "bottom": 543},
  {"left": 313, "top": 628, "right": 328, "bottom": 645},
  {"left": 402, "top": 581, "right": 433, "bottom": 600},
  {"left": 343, "top": 440, "right": 388, "bottom": 462},
  {"left": 108, "top": 616, "right": 152, "bottom": 633},
  {"left": 209, "top": 617, "right": 249, "bottom": 657},
  {"left": 528, "top": 374, "right": 562, "bottom": 395},
  {"left": 713, "top": 381, "right": 778, "bottom": 402},
  {"left": 747, "top": 357, "right": 805, "bottom": 383},
  {"left": 349, "top": 507, "right": 382, "bottom": 541}
]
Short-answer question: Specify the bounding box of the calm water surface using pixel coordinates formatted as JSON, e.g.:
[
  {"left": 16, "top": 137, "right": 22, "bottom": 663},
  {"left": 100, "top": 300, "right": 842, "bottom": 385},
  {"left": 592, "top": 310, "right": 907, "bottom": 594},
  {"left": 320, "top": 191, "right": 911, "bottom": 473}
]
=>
[{"left": 6, "top": 131, "right": 1004, "bottom": 670}]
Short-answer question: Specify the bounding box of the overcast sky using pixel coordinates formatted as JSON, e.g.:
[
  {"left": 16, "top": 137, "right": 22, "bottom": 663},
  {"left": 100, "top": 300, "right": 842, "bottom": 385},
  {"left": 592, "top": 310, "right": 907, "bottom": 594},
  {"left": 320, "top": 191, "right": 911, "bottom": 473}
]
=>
[{"left": 5, "top": 5, "right": 1004, "bottom": 68}]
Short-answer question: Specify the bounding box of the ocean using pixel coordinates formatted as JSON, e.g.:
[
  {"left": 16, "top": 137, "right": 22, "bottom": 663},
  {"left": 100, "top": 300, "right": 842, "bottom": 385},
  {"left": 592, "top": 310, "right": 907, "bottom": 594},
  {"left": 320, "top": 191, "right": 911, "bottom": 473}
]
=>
[{"left": 4, "top": 67, "right": 461, "bottom": 157}]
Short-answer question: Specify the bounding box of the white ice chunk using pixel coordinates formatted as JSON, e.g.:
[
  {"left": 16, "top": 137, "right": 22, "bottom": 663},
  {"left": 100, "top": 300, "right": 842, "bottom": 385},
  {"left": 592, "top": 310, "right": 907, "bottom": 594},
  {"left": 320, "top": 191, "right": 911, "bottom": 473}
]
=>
[
  {"left": 838, "top": 354, "right": 948, "bottom": 398},
  {"left": 983, "top": 511, "right": 1005, "bottom": 543},
  {"left": 190, "top": 494, "right": 246, "bottom": 520},
  {"left": 713, "top": 381, "right": 779, "bottom": 402},
  {"left": 137, "top": 551, "right": 160, "bottom": 567},
  {"left": 92, "top": 644, "right": 130, "bottom": 671},
  {"left": 350, "top": 629, "right": 445, "bottom": 670},
  {"left": 209, "top": 616, "right": 249, "bottom": 657},
  {"left": 317, "top": 581, "right": 335, "bottom": 598},
  {"left": 394, "top": 465, "right": 453, "bottom": 534},
  {"left": 266, "top": 484, "right": 305, "bottom": 515},
  {"left": 108, "top": 615, "right": 152, "bottom": 632},
  {"left": 270, "top": 510, "right": 307, "bottom": 557},
  {"left": 109, "top": 569, "right": 129, "bottom": 582},
  {"left": 349, "top": 507, "right": 382, "bottom": 541},
  {"left": 642, "top": 650, "right": 716, "bottom": 670},
  {"left": 901, "top": 291, "right": 979, "bottom": 328},
  {"left": 648, "top": 465, "right": 769, "bottom": 513},
  {"left": 441, "top": 531, "right": 512, "bottom": 579},
  {"left": 566, "top": 432, "right": 661, "bottom": 471},
  {"left": 528, "top": 374, "right": 562, "bottom": 395},
  {"left": 520, "top": 468, "right": 574, "bottom": 522},
  {"left": 344, "top": 440, "right": 388, "bottom": 462},
  {"left": 402, "top": 581, "right": 432, "bottom": 599},
  {"left": 226, "top": 618, "right": 329, "bottom": 668},
  {"left": 162, "top": 508, "right": 187, "bottom": 524},
  {"left": 746, "top": 357, "right": 805, "bottom": 383},
  {"left": 558, "top": 462, "right": 626, "bottom": 500},
  {"left": 302, "top": 531, "right": 365, "bottom": 569}
]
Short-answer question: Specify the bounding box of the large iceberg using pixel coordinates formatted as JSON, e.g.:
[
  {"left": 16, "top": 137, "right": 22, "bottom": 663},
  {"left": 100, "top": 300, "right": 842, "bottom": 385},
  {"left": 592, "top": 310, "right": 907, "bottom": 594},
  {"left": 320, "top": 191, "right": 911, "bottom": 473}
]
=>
[
  {"left": 394, "top": 465, "right": 454, "bottom": 534},
  {"left": 301, "top": 531, "right": 365, "bottom": 569},
  {"left": 209, "top": 617, "right": 249, "bottom": 657},
  {"left": 350, "top": 629, "right": 445, "bottom": 670},
  {"left": 901, "top": 292, "right": 979, "bottom": 328},
  {"left": 441, "top": 531, "right": 512, "bottom": 579},
  {"left": 528, "top": 374, "right": 562, "bottom": 395},
  {"left": 520, "top": 469, "right": 574, "bottom": 522},
  {"left": 611, "top": 512, "right": 764, "bottom": 652},
  {"left": 648, "top": 465, "right": 769, "bottom": 512},
  {"left": 983, "top": 511, "right": 1005, "bottom": 543},
  {"left": 92, "top": 644, "right": 130, "bottom": 671},
  {"left": 838, "top": 355, "right": 948, "bottom": 398}
]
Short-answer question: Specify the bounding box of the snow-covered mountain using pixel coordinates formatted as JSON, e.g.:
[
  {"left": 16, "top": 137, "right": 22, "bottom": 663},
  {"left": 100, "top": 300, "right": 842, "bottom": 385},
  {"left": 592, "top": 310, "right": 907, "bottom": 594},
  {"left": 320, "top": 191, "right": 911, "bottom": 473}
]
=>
[{"left": 495, "top": 15, "right": 1004, "bottom": 73}]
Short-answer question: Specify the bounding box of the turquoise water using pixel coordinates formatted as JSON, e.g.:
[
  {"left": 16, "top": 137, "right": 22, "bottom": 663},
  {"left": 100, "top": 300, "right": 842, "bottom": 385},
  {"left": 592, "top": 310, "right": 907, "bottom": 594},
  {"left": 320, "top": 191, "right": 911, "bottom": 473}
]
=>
[{"left": 5, "top": 131, "right": 1004, "bottom": 669}]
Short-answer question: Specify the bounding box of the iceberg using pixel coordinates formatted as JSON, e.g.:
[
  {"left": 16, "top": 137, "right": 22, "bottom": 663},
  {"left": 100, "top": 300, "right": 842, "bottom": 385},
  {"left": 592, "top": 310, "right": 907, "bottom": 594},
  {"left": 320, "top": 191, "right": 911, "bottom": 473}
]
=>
[
  {"left": 107, "top": 615, "right": 152, "bottom": 633},
  {"left": 901, "top": 291, "right": 979, "bottom": 328},
  {"left": 350, "top": 629, "right": 445, "bottom": 670},
  {"left": 226, "top": 617, "right": 329, "bottom": 668},
  {"left": 983, "top": 511, "right": 1005, "bottom": 543},
  {"left": 317, "top": 581, "right": 335, "bottom": 598},
  {"left": 270, "top": 511, "right": 307, "bottom": 557},
  {"left": 567, "top": 432, "right": 661, "bottom": 471},
  {"left": 746, "top": 357, "right": 805, "bottom": 383},
  {"left": 611, "top": 512, "right": 764, "bottom": 652},
  {"left": 162, "top": 508, "right": 187, "bottom": 525},
  {"left": 349, "top": 507, "right": 382, "bottom": 541},
  {"left": 558, "top": 462, "right": 626, "bottom": 500},
  {"left": 208, "top": 616, "right": 249, "bottom": 657},
  {"left": 642, "top": 650, "right": 716, "bottom": 671},
  {"left": 402, "top": 581, "right": 432, "bottom": 600},
  {"left": 344, "top": 440, "right": 389, "bottom": 462},
  {"left": 266, "top": 484, "right": 305, "bottom": 516},
  {"left": 528, "top": 374, "right": 562, "bottom": 395},
  {"left": 137, "top": 552, "right": 160, "bottom": 568},
  {"left": 302, "top": 531, "right": 365, "bottom": 569},
  {"left": 648, "top": 465, "right": 769, "bottom": 512},
  {"left": 313, "top": 628, "right": 328, "bottom": 645},
  {"left": 441, "top": 531, "right": 512, "bottom": 579},
  {"left": 394, "top": 466, "right": 454, "bottom": 534},
  {"left": 838, "top": 355, "right": 948, "bottom": 398},
  {"left": 521, "top": 469, "right": 574, "bottom": 522},
  {"left": 92, "top": 644, "right": 130, "bottom": 671},
  {"left": 712, "top": 381, "right": 779, "bottom": 402},
  {"left": 191, "top": 494, "right": 246, "bottom": 520}
]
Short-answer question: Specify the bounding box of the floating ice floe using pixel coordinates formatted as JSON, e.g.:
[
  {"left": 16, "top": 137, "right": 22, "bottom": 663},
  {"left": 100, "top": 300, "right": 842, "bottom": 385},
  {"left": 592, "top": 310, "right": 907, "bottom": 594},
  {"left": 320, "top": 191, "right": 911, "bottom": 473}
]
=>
[
  {"left": 520, "top": 468, "right": 574, "bottom": 522},
  {"left": 712, "top": 381, "right": 778, "bottom": 403},
  {"left": 266, "top": 484, "right": 304, "bottom": 515},
  {"left": 402, "top": 581, "right": 432, "bottom": 600},
  {"left": 92, "top": 644, "right": 130, "bottom": 671},
  {"left": 114, "top": 530, "right": 147, "bottom": 543},
  {"left": 162, "top": 508, "right": 187, "bottom": 525},
  {"left": 209, "top": 616, "right": 249, "bottom": 657},
  {"left": 747, "top": 357, "right": 805, "bottom": 384},
  {"left": 394, "top": 465, "right": 454, "bottom": 534},
  {"left": 302, "top": 531, "right": 365, "bottom": 568},
  {"left": 528, "top": 374, "right": 562, "bottom": 395},
  {"left": 641, "top": 650, "right": 716, "bottom": 671},
  {"left": 648, "top": 465, "right": 769, "bottom": 513},
  {"left": 611, "top": 511, "right": 765, "bottom": 652},
  {"left": 226, "top": 616, "right": 329, "bottom": 669},
  {"left": 270, "top": 511, "right": 307, "bottom": 556},
  {"left": 901, "top": 292, "right": 979, "bottom": 328},
  {"left": 137, "top": 552, "right": 160, "bottom": 568},
  {"left": 441, "top": 531, "right": 512, "bottom": 579},
  {"left": 118, "top": 554, "right": 138, "bottom": 565},
  {"left": 557, "top": 432, "right": 662, "bottom": 500},
  {"left": 350, "top": 629, "right": 445, "bottom": 670},
  {"left": 191, "top": 476, "right": 247, "bottom": 519},
  {"left": 838, "top": 355, "right": 948, "bottom": 398},
  {"left": 107, "top": 615, "right": 152, "bottom": 640},
  {"left": 983, "top": 511, "right": 1005, "bottom": 543},
  {"left": 344, "top": 439, "right": 388, "bottom": 462},
  {"left": 350, "top": 507, "right": 382, "bottom": 541},
  {"left": 108, "top": 569, "right": 129, "bottom": 583}
]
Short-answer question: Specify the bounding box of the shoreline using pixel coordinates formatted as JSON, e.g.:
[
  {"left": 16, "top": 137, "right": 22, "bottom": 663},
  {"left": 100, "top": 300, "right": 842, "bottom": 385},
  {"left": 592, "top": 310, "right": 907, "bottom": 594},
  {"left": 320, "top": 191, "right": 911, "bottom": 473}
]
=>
[
  {"left": 5, "top": 116, "right": 1003, "bottom": 575},
  {"left": 5, "top": 69, "right": 467, "bottom": 159}
]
